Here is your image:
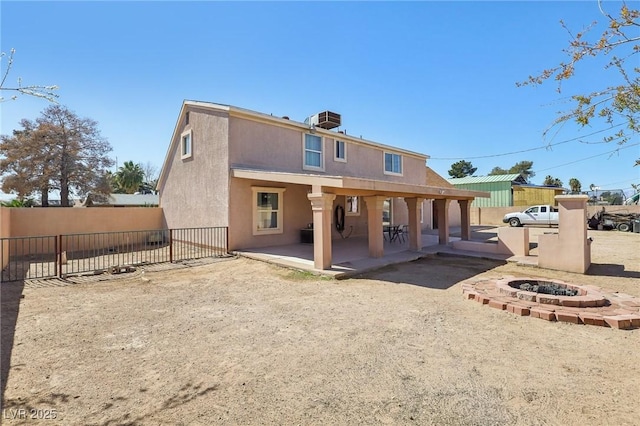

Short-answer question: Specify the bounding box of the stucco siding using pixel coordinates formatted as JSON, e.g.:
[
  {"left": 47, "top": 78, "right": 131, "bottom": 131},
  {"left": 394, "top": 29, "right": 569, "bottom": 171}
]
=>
[
  {"left": 0, "top": 206, "right": 9, "bottom": 238},
  {"left": 161, "top": 107, "right": 230, "bottom": 228},
  {"left": 325, "top": 137, "right": 426, "bottom": 185},
  {"left": 228, "top": 181, "right": 395, "bottom": 250},
  {"left": 228, "top": 178, "right": 313, "bottom": 250},
  {"left": 228, "top": 117, "right": 426, "bottom": 185},
  {"left": 3, "top": 207, "right": 163, "bottom": 237},
  {"left": 229, "top": 118, "right": 302, "bottom": 173},
  {"left": 384, "top": 198, "right": 439, "bottom": 231},
  {"left": 1, "top": 207, "right": 10, "bottom": 269},
  {"left": 330, "top": 195, "right": 370, "bottom": 238}
]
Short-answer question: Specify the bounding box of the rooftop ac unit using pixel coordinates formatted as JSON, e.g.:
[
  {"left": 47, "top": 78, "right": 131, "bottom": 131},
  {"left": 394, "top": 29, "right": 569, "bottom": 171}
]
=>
[{"left": 305, "top": 111, "right": 341, "bottom": 130}]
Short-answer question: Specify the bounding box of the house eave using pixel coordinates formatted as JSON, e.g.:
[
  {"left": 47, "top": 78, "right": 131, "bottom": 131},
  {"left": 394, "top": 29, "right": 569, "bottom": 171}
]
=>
[{"left": 231, "top": 167, "right": 488, "bottom": 200}]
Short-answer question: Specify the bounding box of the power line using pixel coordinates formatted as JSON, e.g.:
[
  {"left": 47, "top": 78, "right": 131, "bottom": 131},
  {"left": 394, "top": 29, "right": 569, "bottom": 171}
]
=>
[
  {"left": 428, "top": 125, "right": 628, "bottom": 160},
  {"left": 598, "top": 177, "right": 640, "bottom": 187},
  {"left": 535, "top": 142, "right": 640, "bottom": 173}
]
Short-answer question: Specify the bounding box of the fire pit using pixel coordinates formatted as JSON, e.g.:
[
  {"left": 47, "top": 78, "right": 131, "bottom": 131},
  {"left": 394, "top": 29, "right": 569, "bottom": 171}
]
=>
[
  {"left": 509, "top": 280, "right": 578, "bottom": 297},
  {"left": 462, "top": 276, "right": 640, "bottom": 329},
  {"left": 492, "top": 277, "right": 606, "bottom": 308}
]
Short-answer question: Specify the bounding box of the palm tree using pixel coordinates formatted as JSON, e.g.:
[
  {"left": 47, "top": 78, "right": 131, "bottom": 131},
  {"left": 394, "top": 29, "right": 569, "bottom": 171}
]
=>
[
  {"left": 569, "top": 178, "right": 582, "bottom": 194},
  {"left": 115, "top": 161, "right": 144, "bottom": 194},
  {"left": 543, "top": 175, "right": 563, "bottom": 187}
]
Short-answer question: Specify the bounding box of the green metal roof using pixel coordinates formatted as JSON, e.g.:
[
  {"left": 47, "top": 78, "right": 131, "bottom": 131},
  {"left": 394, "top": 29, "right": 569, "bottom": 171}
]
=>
[{"left": 448, "top": 174, "right": 525, "bottom": 185}]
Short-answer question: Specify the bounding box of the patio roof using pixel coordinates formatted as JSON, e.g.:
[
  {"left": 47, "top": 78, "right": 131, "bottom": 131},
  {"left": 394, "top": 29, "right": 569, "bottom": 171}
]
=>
[{"left": 231, "top": 167, "right": 489, "bottom": 201}]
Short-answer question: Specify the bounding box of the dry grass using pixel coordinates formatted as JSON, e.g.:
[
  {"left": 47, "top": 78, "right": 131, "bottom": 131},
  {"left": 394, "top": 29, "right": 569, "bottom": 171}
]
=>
[{"left": 1, "top": 230, "right": 639, "bottom": 425}]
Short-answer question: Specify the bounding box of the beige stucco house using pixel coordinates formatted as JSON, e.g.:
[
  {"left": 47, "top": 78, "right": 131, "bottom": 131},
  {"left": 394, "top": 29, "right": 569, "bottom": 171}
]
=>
[{"left": 157, "top": 101, "right": 487, "bottom": 270}]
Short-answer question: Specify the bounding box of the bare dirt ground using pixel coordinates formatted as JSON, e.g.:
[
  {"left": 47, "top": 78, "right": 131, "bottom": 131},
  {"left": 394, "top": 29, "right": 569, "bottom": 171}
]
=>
[{"left": 1, "top": 228, "right": 639, "bottom": 425}]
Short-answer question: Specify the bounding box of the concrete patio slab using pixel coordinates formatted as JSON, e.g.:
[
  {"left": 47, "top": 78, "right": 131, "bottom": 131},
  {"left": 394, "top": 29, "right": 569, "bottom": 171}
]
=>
[{"left": 235, "top": 231, "right": 516, "bottom": 278}]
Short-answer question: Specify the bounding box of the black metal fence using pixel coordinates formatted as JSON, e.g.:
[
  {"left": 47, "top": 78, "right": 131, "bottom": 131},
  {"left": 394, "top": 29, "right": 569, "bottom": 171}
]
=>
[{"left": 1, "top": 227, "right": 228, "bottom": 282}]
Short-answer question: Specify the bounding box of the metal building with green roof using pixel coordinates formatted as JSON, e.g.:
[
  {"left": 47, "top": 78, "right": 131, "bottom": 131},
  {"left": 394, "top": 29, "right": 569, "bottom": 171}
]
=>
[{"left": 448, "top": 174, "right": 527, "bottom": 207}]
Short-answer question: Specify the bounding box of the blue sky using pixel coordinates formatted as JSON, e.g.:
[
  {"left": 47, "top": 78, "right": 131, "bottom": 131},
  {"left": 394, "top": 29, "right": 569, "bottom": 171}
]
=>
[{"left": 1, "top": 1, "right": 638, "bottom": 198}]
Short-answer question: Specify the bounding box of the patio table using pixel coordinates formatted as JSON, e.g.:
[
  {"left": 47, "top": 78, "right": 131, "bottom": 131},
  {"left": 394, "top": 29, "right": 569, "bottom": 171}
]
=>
[{"left": 383, "top": 225, "right": 402, "bottom": 242}]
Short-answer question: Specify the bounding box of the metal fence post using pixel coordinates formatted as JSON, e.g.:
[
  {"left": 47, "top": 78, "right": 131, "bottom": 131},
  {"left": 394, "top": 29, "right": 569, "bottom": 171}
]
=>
[
  {"left": 57, "top": 235, "right": 62, "bottom": 278},
  {"left": 169, "top": 229, "right": 173, "bottom": 263}
]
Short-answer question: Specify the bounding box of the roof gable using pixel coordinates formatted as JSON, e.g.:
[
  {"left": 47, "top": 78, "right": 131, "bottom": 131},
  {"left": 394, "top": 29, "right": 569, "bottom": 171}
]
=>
[{"left": 426, "top": 167, "right": 454, "bottom": 188}]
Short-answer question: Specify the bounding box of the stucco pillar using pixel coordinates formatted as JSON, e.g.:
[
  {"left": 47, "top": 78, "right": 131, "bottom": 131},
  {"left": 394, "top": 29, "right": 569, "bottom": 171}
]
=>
[
  {"left": 0, "top": 206, "right": 11, "bottom": 269},
  {"left": 403, "top": 197, "right": 424, "bottom": 250},
  {"left": 538, "top": 195, "right": 591, "bottom": 273},
  {"left": 307, "top": 192, "right": 336, "bottom": 270},
  {"left": 459, "top": 199, "right": 471, "bottom": 241},
  {"left": 435, "top": 199, "right": 451, "bottom": 245},
  {"left": 364, "top": 196, "right": 387, "bottom": 258}
]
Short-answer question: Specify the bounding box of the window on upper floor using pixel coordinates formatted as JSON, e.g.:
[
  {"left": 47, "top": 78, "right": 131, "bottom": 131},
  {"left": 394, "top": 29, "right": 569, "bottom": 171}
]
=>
[
  {"left": 252, "top": 187, "right": 286, "bottom": 235},
  {"left": 181, "top": 129, "right": 192, "bottom": 160},
  {"left": 384, "top": 152, "right": 402, "bottom": 175},
  {"left": 303, "top": 134, "right": 324, "bottom": 171},
  {"left": 335, "top": 140, "right": 346, "bottom": 162}
]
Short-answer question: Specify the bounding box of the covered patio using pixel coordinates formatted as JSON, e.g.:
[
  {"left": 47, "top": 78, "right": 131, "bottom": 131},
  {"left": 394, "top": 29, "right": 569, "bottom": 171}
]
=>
[{"left": 233, "top": 168, "right": 489, "bottom": 272}]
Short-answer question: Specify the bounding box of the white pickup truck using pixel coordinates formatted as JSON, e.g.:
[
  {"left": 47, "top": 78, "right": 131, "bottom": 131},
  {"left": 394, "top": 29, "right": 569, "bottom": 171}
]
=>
[{"left": 502, "top": 205, "right": 559, "bottom": 227}]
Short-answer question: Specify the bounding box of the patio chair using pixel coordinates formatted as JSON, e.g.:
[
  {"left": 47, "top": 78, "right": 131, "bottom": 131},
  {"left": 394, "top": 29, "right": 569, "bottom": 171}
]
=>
[{"left": 396, "top": 225, "right": 408, "bottom": 243}]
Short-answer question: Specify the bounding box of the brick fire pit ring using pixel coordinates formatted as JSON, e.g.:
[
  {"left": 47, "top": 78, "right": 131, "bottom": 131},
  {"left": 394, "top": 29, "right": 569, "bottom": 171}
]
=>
[{"left": 462, "top": 276, "right": 640, "bottom": 330}]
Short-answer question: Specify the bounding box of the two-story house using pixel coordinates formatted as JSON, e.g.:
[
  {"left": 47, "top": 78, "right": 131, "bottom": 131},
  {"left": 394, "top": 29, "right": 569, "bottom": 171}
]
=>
[{"left": 157, "top": 101, "right": 486, "bottom": 270}]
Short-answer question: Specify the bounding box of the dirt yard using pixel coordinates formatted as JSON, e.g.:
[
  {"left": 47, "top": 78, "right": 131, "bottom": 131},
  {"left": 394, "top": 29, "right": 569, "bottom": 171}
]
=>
[{"left": 1, "top": 228, "right": 639, "bottom": 425}]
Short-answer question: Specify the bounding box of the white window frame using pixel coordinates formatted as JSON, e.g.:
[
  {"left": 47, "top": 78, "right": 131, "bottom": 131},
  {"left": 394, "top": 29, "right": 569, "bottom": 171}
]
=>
[
  {"left": 334, "top": 139, "right": 347, "bottom": 163},
  {"left": 383, "top": 152, "right": 402, "bottom": 176},
  {"left": 345, "top": 195, "right": 359, "bottom": 216},
  {"left": 303, "top": 133, "right": 324, "bottom": 171},
  {"left": 252, "top": 187, "right": 286, "bottom": 235},
  {"left": 181, "top": 129, "right": 192, "bottom": 160},
  {"left": 383, "top": 198, "right": 392, "bottom": 226}
]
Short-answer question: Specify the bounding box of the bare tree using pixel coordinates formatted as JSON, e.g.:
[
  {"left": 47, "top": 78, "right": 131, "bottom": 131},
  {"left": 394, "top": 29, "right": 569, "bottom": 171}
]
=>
[
  {"left": 1, "top": 49, "right": 59, "bottom": 103},
  {"left": 0, "top": 105, "right": 114, "bottom": 206},
  {"left": 518, "top": 2, "right": 639, "bottom": 165},
  {"left": 142, "top": 161, "right": 158, "bottom": 184}
]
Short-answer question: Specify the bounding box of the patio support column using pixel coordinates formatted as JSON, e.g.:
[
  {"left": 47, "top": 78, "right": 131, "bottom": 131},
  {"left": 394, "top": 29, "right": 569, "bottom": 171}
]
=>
[
  {"left": 459, "top": 199, "right": 471, "bottom": 241},
  {"left": 435, "top": 198, "right": 451, "bottom": 245},
  {"left": 307, "top": 192, "right": 336, "bottom": 270},
  {"left": 403, "top": 197, "right": 424, "bottom": 250},
  {"left": 363, "top": 196, "right": 387, "bottom": 258}
]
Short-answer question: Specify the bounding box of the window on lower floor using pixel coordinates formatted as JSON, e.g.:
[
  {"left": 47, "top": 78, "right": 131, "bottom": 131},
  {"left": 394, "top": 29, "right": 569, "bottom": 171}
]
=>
[
  {"left": 383, "top": 198, "right": 392, "bottom": 225},
  {"left": 252, "top": 187, "right": 286, "bottom": 235},
  {"left": 346, "top": 195, "right": 359, "bottom": 215},
  {"left": 384, "top": 152, "right": 402, "bottom": 175}
]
